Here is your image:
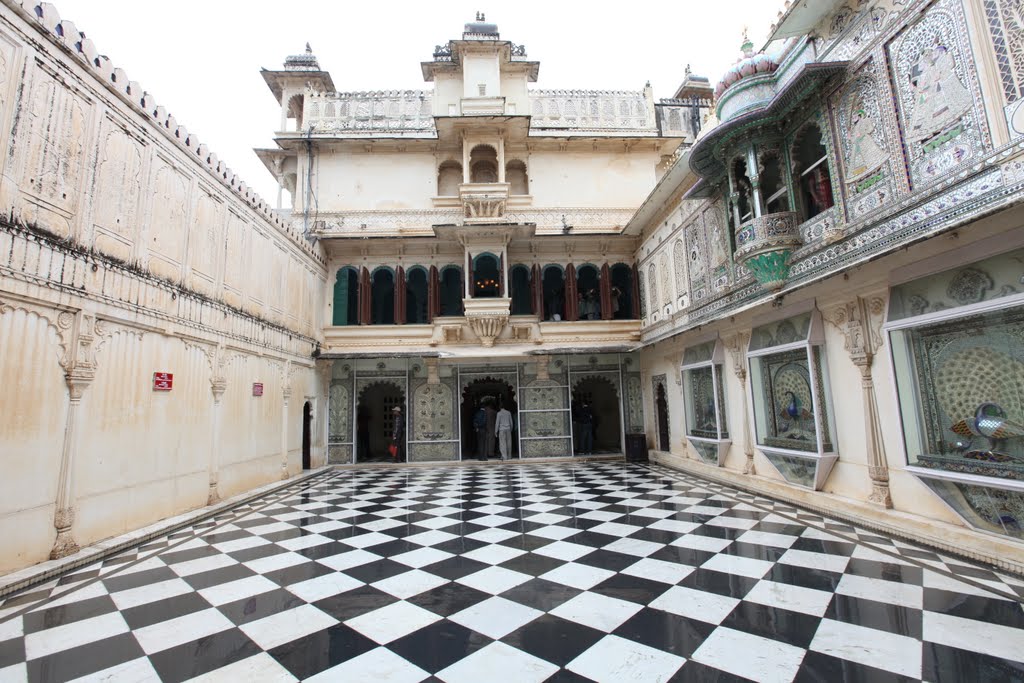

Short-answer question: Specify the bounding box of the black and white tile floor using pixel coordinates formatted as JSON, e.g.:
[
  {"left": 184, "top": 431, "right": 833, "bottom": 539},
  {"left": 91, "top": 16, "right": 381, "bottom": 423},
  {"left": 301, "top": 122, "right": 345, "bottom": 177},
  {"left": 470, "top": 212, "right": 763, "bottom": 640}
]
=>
[{"left": 1, "top": 462, "right": 1023, "bottom": 682}]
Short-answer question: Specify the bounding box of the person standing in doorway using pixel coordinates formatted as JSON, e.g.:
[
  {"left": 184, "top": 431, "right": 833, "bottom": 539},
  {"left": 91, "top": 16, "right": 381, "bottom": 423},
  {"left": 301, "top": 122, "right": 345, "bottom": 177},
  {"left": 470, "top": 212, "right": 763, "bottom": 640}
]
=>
[
  {"left": 390, "top": 405, "right": 405, "bottom": 463},
  {"left": 496, "top": 403, "right": 513, "bottom": 461},
  {"left": 483, "top": 398, "right": 497, "bottom": 461},
  {"left": 473, "top": 403, "right": 488, "bottom": 461},
  {"left": 578, "top": 401, "right": 594, "bottom": 455}
]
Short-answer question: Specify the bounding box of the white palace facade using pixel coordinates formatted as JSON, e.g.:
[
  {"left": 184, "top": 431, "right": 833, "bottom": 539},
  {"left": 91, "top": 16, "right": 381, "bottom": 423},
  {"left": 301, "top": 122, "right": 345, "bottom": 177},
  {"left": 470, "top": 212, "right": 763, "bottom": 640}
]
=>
[{"left": 2, "top": 0, "right": 1024, "bottom": 577}]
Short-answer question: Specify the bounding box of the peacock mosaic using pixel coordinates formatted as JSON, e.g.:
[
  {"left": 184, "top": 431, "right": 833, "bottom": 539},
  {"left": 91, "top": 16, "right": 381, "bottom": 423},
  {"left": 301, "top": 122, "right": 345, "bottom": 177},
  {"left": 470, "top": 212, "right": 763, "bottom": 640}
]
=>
[{"left": 898, "top": 308, "right": 1024, "bottom": 480}]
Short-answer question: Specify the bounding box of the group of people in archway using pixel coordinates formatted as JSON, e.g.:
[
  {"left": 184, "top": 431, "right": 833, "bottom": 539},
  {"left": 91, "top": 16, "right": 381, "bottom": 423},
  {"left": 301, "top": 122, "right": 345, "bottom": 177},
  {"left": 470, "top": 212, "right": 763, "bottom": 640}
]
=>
[{"left": 470, "top": 396, "right": 515, "bottom": 461}]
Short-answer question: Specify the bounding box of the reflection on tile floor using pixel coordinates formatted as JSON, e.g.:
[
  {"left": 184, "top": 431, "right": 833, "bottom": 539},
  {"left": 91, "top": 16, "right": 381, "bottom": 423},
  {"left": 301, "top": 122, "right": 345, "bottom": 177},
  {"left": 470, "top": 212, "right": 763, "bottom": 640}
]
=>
[{"left": 1, "top": 462, "right": 1023, "bottom": 682}]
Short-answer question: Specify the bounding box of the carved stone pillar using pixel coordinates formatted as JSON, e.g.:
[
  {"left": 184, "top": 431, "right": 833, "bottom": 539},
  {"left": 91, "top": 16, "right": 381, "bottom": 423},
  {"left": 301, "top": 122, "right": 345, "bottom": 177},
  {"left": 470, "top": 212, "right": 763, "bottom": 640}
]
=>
[
  {"left": 51, "top": 311, "right": 97, "bottom": 559},
  {"left": 725, "top": 332, "right": 755, "bottom": 475},
  {"left": 825, "top": 296, "right": 892, "bottom": 508},
  {"left": 208, "top": 377, "right": 227, "bottom": 504}
]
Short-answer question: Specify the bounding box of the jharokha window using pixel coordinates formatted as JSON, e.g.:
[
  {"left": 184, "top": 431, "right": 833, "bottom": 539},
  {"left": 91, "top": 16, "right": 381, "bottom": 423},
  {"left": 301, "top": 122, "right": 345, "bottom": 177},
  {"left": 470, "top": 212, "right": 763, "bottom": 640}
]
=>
[
  {"left": 681, "top": 339, "right": 730, "bottom": 466},
  {"left": 791, "top": 124, "right": 833, "bottom": 221},
  {"left": 887, "top": 247, "right": 1024, "bottom": 540},
  {"left": 747, "top": 309, "right": 838, "bottom": 490}
]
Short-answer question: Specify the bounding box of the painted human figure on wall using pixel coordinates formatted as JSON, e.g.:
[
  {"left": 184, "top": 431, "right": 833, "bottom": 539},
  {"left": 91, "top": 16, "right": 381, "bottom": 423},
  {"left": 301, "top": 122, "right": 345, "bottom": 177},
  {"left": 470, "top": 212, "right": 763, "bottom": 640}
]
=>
[
  {"left": 846, "top": 98, "right": 888, "bottom": 180},
  {"left": 906, "top": 39, "right": 972, "bottom": 142}
]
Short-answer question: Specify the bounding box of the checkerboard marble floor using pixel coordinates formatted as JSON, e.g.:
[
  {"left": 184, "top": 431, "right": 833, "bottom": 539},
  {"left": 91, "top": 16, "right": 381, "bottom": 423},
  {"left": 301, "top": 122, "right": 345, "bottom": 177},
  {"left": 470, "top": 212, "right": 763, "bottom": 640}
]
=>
[{"left": 1, "top": 462, "right": 1023, "bottom": 683}]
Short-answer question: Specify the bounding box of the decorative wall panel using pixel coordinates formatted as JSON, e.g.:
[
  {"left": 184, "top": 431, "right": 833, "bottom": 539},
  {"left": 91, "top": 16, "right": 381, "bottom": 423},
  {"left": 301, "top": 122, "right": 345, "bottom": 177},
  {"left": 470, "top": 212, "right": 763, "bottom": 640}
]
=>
[
  {"left": 834, "top": 63, "right": 895, "bottom": 219},
  {"left": 888, "top": 0, "right": 991, "bottom": 187},
  {"left": 983, "top": 0, "right": 1024, "bottom": 136}
]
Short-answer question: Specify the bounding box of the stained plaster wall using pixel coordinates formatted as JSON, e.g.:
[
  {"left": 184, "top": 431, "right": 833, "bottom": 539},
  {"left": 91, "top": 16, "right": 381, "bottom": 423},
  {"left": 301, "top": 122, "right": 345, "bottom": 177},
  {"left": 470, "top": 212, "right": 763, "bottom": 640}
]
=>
[{"left": 0, "top": 1, "right": 327, "bottom": 573}]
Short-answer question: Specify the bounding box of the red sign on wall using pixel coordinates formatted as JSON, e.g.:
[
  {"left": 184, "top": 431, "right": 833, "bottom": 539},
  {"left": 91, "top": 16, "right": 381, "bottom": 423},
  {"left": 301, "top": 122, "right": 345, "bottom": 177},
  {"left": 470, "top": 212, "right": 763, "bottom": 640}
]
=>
[
  {"left": 153, "top": 372, "right": 173, "bottom": 391},
  {"left": 252, "top": 382, "right": 264, "bottom": 397}
]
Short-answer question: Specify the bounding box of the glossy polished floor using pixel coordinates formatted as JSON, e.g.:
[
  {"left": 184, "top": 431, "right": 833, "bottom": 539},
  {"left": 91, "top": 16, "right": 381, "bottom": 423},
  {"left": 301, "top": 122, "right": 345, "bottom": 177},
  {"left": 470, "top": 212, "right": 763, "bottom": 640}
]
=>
[{"left": 1, "top": 462, "right": 1023, "bottom": 682}]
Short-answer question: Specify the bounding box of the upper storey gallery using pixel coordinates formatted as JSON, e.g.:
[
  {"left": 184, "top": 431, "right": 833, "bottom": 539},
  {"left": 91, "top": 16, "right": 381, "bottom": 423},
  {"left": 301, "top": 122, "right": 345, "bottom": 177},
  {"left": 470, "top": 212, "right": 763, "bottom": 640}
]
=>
[{"left": 255, "top": 16, "right": 714, "bottom": 231}]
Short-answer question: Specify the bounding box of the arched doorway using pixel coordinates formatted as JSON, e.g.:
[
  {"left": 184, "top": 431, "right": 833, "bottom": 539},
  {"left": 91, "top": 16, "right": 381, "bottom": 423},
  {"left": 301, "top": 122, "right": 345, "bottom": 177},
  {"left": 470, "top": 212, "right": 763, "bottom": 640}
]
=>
[
  {"left": 356, "top": 381, "right": 406, "bottom": 463},
  {"left": 572, "top": 376, "right": 622, "bottom": 454},
  {"left": 302, "top": 401, "right": 312, "bottom": 469},
  {"left": 656, "top": 383, "right": 670, "bottom": 451},
  {"left": 460, "top": 377, "right": 517, "bottom": 459}
]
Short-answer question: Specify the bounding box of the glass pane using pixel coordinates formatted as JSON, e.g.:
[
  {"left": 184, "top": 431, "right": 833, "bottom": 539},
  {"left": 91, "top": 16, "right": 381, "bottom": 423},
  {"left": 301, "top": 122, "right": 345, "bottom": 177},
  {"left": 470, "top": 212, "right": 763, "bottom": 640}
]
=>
[
  {"left": 684, "top": 366, "right": 718, "bottom": 439},
  {"left": 892, "top": 305, "right": 1024, "bottom": 481},
  {"left": 888, "top": 248, "right": 1024, "bottom": 321},
  {"left": 749, "top": 312, "right": 813, "bottom": 352},
  {"left": 682, "top": 341, "right": 715, "bottom": 365},
  {"left": 750, "top": 347, "right": 820, "bottom": 453},
  {"left": 689, "top": 439, "right": 720, "bottom": 465},
  {"left": 763, "top": 452, "right": 817, "bottom": 488},
  {"left": 915, "top": 477, "right": 1023, "bottom": 540}
]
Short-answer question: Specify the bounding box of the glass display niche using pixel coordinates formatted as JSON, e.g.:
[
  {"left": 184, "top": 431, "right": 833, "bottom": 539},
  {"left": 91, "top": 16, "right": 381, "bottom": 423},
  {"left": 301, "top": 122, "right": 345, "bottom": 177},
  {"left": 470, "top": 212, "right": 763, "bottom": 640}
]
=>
[
  {"left": 747, "top": 309, "right": 838, "bottom": 489},
  {"left": 681, "top": 339, "right": 730, "bottom": 466},
  {"left": 887, "top": 248, "right": 1024, "bottom": 540}
]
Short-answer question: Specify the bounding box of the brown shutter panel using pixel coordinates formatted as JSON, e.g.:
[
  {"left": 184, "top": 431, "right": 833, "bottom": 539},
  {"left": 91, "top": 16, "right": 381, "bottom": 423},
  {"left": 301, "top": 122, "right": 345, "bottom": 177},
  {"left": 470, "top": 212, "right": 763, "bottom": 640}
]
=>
[
  {"left": 359, "top": 266, "right": 371, "bottom": 325},
  {"left": 631, "top": 264, "right": 641, "bottom": 320},
  {"left": 600, "top": 263, "right": 612, "bottom": 320},
  {"left": 395, "top": 266, "right": 406, "bottom": 325},
  {"left": 565, "top": 263, "right": 578, "bottom": 322},
  {"left": 428, "top": 265, "right": 439, "bottom": 322},
  {"left": 531, "top": 263, "right": 542, "bottom": 316}
]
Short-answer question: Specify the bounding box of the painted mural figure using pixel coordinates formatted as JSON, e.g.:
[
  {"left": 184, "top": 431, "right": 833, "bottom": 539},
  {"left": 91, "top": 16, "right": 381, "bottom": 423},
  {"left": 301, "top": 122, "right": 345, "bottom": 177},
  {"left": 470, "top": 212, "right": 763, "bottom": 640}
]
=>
[
  {"left": 906, "top": 39, "right": 972, "bottom": 142},
  {"left": 847, "top": 99, "right": 888, "bottom": 180}
]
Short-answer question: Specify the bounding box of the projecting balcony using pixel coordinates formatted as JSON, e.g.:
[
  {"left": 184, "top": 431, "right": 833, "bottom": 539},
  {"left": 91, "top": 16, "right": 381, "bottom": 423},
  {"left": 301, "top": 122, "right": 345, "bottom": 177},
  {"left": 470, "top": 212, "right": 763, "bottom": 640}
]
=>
[
  {"left": 733, "top": 211, "right": 802, "bottom": 291},
  {"left": 459, "top": 182, "right": 510, "bottom": 224}
]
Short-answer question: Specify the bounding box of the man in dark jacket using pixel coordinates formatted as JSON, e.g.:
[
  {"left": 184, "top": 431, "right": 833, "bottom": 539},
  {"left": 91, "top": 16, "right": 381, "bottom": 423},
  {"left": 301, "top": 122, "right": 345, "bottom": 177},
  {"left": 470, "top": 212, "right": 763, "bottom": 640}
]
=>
[
  {"left": 473, "top": 404, "right": 488, "bottom": 461},
  {"left": 391, "top": 405, "right": 405, "bottom": 463},
  {"left": 578, "top": 402, "right": 594, "bottom": 455},
  {"left": 483, "top": 398, "right": 497, "bottom": 460}
]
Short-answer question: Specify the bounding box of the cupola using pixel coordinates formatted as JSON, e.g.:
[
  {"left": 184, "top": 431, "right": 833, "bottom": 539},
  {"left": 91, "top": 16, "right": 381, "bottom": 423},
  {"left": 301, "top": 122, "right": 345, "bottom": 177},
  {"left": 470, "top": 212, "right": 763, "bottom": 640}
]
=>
[{"left": 713, "top": 37, "right": 779, "bottom": 100}]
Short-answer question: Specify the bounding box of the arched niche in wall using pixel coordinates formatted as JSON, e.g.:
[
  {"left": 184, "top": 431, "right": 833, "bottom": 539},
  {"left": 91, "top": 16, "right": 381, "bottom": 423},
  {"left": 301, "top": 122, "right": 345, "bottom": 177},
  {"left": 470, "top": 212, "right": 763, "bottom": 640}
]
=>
[
  {"left": 405, "top": 266, "right": 429, "bottom": 324},
  {"left": 333, "top": 266, "right": 360, "bottom": 326},
  {"left": 510, "top": 264, "right": 532, "bottom": 315},
  {"left": 472, "top": 252, "right": 501, "bottom": 298},
  {"left": 437, "top": 161, "right": 462, "bottom": 196},
  {"left": 506, "top": 160, "right": 528, "bottom": 195},
  {"left": 542, "top": 264, "right": 565, "bottom": 321},
  {"left": 469, "top": 145, "right": 498, "bottom": 183},
  {"left": 371, "top": 266, "right": 396, "bottom": 325},
  {"left": 439, "top": 265, "right": 464, "bottom": 316},
  {"left": 576, "top": 264, "right": 600, "bottom": 320},
  {"left": 610, "top": 263, "right": 635, "bottom": 319}
]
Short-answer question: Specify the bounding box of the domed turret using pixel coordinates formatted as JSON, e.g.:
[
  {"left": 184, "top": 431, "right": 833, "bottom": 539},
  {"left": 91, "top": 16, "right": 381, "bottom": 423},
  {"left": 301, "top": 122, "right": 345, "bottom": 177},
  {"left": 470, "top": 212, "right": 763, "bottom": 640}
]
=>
[{"left": 714, "top": 36, "right": 778, "bottom": 99}]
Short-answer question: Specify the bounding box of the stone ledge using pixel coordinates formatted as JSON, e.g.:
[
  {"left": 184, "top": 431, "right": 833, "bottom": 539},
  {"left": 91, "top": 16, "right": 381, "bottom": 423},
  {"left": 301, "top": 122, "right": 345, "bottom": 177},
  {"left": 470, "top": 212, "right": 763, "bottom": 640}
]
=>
[
  {"left": 650, "top": 450, "right": 1024, "bottom": 577},
  {"left": 0, "top": 467, "right": 333, "bottom": 598}
]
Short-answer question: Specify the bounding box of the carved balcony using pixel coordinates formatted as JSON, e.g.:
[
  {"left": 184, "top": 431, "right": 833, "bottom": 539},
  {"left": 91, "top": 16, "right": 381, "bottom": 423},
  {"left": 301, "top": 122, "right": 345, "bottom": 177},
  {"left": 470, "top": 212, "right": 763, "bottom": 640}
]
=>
[
  {"left": 462, "top": 297, "right": 511, "bottom": 347},
  {"left": 733, "top": 211, "right": 802, "bottom": 291},
  {"left": 460, "top": 182, "right": 510, "bottom": 224}
]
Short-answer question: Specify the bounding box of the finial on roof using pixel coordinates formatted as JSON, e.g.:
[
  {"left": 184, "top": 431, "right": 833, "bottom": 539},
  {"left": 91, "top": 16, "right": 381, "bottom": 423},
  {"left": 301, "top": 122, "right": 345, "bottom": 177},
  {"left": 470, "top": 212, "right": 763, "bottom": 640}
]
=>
[
  {"left": 685, "top": 63, "right": 692, "bottom": 75},
  {"left": 305, "top": 42, "right": 312, "bottom": 54},
  {"left": 476, "top": 11, "right": 485, "bottom": 21},
  {"left": 741, "top": 28, "right": 754, "bottom": 57}
]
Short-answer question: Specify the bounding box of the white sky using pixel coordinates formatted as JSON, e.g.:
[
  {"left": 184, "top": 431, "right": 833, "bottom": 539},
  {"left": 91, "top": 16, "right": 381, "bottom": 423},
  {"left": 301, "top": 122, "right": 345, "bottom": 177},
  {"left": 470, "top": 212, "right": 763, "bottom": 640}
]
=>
[{"left": 52, "top": 0, "right": 782, "bottom": 204}]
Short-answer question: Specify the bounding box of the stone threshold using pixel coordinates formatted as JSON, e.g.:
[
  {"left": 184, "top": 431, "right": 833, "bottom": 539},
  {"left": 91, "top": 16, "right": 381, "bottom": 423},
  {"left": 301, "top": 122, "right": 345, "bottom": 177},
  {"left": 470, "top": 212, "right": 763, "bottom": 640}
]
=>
[
  {"left": 331, "top": 454, "right": 626, "bottom": 469},
  {"left": 0, "top": 467, "right": 333, "bottom": 599},
  {"left": 650, "top": 450, "right": 1024, "bottom": 578}
]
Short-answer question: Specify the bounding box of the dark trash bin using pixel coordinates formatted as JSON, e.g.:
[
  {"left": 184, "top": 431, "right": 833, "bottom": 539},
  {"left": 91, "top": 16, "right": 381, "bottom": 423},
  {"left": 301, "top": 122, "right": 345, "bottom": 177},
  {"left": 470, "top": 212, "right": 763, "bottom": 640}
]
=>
[{"left": 625, "top": 433, "right": 648, "bottom": 462}]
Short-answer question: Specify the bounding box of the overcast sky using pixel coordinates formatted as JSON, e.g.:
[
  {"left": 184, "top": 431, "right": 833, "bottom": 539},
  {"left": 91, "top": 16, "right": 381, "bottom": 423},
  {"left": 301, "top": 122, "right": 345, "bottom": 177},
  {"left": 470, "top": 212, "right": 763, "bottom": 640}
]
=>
[{"left": 52, "top": 0, "right": 782, "bottom": 204}]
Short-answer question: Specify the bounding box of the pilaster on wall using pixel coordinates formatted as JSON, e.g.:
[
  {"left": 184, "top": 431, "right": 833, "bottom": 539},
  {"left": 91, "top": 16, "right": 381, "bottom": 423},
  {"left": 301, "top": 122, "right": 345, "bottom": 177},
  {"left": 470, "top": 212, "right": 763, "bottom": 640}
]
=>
[
  {"left": 823, "top": 295, "right": 892, "bottom": 508},
  {"left": 724, "top": 331, "right": 754, "bottom": 475},
  {"left": 50, "top": 310, "right": 98, "bottom": 559}
]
